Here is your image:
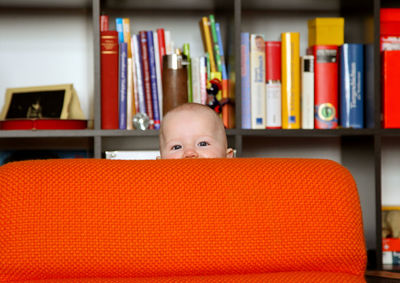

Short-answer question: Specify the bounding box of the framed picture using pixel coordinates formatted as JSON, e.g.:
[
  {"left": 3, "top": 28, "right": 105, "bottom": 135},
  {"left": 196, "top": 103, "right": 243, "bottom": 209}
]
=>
[{"left": 0, "top": 84, "right": 73, "bottom": 120}]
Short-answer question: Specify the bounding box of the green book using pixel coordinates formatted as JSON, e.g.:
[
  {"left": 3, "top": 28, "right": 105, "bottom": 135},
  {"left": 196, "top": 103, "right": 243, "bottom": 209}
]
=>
[
  {"left": 209, "top": 14, "right": 223, "bottom": 73},
  {"left": 183, "top": 43, "right": 193, "bottom": 103}
]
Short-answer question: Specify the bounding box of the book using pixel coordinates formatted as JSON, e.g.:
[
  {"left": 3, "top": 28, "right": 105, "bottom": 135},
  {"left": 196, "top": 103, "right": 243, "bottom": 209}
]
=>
[
  {"left": 281, "top": 32, "right": 300, "bottom": 129},
  {"left": 105, "top": 150, "right": 160, "bottom": 160},
  {"left": 157, "top": 28, "right": 166, "bottom": 73},
  {"left": 118, "top": 42, "right": 128, "bottom": 130},
  {"left": 183, "top": 43, "right": 193, "bottom": 103},
  {"left": 139, "top": 31, "right": 154, "bottom": 129},
  {"left": 380, "top": 8, "right": 400, "bottom": 51},
  {"left": 200, "top": 16, "right": 216, "bottom": 72},
  {"left": 146, "top": 30, "right": 160, "bottom": 129},
  {"left": 209, "top": 14, "right": 222, "bottom": 73},
  {"left": 164, "top": 30, "right": 173, "bottom": 55},
  {"left": 265, "top": 41, "right": 282, "bottom": 129},
  {"left": 250, "top": 34, "right": 266, "bottom": 129},
  {"left": 308, "top": 45, "right": 339, "bottom": 129},
  {"left": 100, "top": 31, "right": 119, "bottom": 129},
  {"left": 122, "top": 18, "right": 135, "bottom": 130},
  {"left": 132, "top": 34, "right": 146, "bottom": 114},
  {"left": 365, "top": 44, "right": 374, "bottom": 128},
  {"left": 191, "top": 57, "right": 201, "bottom": 103},
  {"left": 153, "top": 32, "right": 163, "bottom": 120},
  {"left": 100, "top": 14, "right": 109, "bottom": 32},
  {"left": 340, "top": 43, "right": 364, "bottom": 129},
  {"left": 382, "top": 50, "right": 400, "bottom": 128},
  {"left": 115, "top": 18, "right": 124, "bottom": 43},
  {"left": 241, "top": 32, "right": 251, "bottom": 129},
  {"left": 301, "top": 55, "right": 314, "bottom": 129},
  {"left": 199, "top": 56, "right": 208, "bottom": 104}
]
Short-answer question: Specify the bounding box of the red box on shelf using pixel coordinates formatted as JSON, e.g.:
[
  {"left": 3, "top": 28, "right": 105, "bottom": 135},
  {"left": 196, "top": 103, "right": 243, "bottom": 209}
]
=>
[
  {"left": 380, "top": 8, "right": 400, "bottom": 51},
  {"left": 382, "top": 50, "right": 400, "bottom": 128}
]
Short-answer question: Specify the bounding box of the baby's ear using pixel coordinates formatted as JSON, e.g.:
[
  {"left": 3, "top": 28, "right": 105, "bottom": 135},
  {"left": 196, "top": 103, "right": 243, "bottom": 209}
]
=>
[{"left": 226, "top": 148, "right": 234, "bottom": 158}]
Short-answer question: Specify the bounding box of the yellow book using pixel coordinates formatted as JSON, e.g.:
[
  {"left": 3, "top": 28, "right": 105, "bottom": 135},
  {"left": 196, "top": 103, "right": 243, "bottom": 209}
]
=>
[
  {"left": 281, "top": 32, "right": 300, "bottom": 129},
  {"left": 200, "top": 17, "right": 216, "bottom": 72},
  {"left": 122, "top": 18, "right": 132, "bottom": 58},
  {"left": 308, "top": 17, "right": 344, "bottom": 46}
]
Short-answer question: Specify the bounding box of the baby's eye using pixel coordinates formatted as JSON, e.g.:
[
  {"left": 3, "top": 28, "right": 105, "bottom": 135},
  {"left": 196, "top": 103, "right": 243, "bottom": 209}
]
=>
[
  {"left": 198, "top": 141, "right": 209, "bottom": 147},
  {"left": 171, "top": 145, "right": 182, "bottom": 150}
]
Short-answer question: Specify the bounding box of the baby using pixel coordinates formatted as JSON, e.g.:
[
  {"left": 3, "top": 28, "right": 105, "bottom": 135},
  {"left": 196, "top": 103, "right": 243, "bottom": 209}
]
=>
[{"left": 159, "top": 103, "right": 234, "bottom": 159}]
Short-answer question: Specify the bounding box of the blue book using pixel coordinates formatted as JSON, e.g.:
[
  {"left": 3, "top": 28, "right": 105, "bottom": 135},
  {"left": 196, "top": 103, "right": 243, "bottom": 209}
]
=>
[
  {"left": 215, "top": 23, "right": 228, "bottom": 80},
  {"left": 118, "top": 42, "right": 128, "bottom": 129},
  {"left": 115, "top": 18, "right": 124, "bottom": 43},
  {"left": 146, "top": 30, "right": 160, "bottom": 130},
  {"left": 241, "top": 32, "right": 251, "bottom": 129},
  {"left": 340, "top": 43, "right": 364, "bottom": 129}
]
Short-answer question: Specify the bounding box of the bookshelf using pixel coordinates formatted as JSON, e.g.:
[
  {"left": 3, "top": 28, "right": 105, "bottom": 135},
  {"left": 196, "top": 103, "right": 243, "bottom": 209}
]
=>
[{"left": 0, "top": 0, "right": 398, "bottom": 270}]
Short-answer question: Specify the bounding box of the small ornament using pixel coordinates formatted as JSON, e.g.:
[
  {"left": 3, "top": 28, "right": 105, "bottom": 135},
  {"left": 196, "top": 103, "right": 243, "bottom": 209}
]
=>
[{"left": 132, "top": 112, "right": 152, "bottom": 130}]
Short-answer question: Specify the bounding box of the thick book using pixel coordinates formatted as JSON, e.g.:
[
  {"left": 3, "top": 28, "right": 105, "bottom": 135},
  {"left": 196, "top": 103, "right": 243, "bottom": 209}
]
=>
[
  {"left": 340, "top": 43, "right": 364, "bottom": 129},
  {"left": 382, "top": 50, "right": 400, "bottom": 128},
  {"left": 157, "top": 28, "right": 166, "bottom": 74},
  {"left": 200, "top": 16, "right": 216, "bottom": 72},
  {"left": 281, "top": 32, "right": 300, "bottom": 129},
  {"left": 301, "top": 55, "right": 314, "bottom": 129},
  {"left": 139, "top": 31, "right": 154, "bottom": 129},
  {"left": 132, "top": 34, "right": 146, "bottom": 114},
  {"left": 118, "top": 42, "right": 128, "bottom": 130},
  {"left": 241, "top": 32, "right": 251, "bottom": 129},
  {"left": 100, "top": 31, "right": 119, "bottom": 129},
  {"left": 265, "top": 41, "right": 282, "bottom": 129},
  {"left": 146, "top": 30, "right": 160, "bottom": 129},
  {"left": 250, "top": 34, "right": 266, "bottom": 129},
  {"left": 308, "top": 45, "right": 339, "bottom": 129}
]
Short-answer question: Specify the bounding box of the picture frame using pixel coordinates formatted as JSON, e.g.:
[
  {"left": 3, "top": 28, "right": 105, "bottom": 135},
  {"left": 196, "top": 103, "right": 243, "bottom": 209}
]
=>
[{"left": 0, "top": 84, "right": 74, "bottom": 120}]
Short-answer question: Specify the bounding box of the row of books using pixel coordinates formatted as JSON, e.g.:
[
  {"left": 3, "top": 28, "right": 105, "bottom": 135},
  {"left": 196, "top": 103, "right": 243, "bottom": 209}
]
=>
[
  {"left": 100, "top": 14, "right": 235, "bottom": 130},
  {"left": 241, "top": 33, "right": 371, "bottom": 130}
]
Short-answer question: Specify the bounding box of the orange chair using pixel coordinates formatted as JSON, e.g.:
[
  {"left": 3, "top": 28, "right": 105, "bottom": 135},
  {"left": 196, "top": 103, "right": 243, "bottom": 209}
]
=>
[{"left": 0, "top": 158, "right": 366, "bottom": 282}]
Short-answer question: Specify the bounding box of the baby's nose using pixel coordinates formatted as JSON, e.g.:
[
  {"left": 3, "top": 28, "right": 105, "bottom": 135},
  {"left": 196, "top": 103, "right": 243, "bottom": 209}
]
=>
[{"left": 183, "top": 148, "right": 199, "bottom": 159}]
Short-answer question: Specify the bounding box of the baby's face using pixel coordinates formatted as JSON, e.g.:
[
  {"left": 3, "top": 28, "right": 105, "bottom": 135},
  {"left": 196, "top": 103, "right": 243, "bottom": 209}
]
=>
[{"left": 160, "top": 109, "right": 231, "bottom": 159}]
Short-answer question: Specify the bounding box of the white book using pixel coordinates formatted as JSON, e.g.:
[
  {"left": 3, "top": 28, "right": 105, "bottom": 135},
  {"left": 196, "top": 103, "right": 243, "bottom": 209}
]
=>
[
  {"left": 131, "top": 34, "right": 146, "bottom": 114},
  {"left": 266, "top": 82, "right": 281, "bottom": 128},
  {"left": 153, "top": 31, "right": 163, "bottom": 120},
  {"left": 126, "top": 58, "right": 134, "bottom": 129},
  {"left": 164, "top": 30, "right": 174, "bottom": 55},
  {"left": 250, "top": 34, "right": 266, "bottom": 129},
  {"left": 199, "top": 56, "right": 207, "bottom": 104},
  {"left": 301, "top": 55, "right": 314, "bottom": 129},
  {"left": 105, "top": 150, "right": 160, "bottom": 160},
  {"left": 191, "top": 57, "right": 201, "bottom": 103}
]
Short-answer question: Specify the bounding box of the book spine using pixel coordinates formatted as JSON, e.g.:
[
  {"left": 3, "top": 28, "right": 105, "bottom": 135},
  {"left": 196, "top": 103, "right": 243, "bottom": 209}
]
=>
[
  {"left": 301, "top": 55, "right": 314, "bottom": 129},
  {"left": 118, "top": 42, "right": 128, "bottom": 130},
  {"left": 164, "top": 30, "right": 173, "bottom": 55},
  {"left": 183, "top": 43, "right": 193, "bottom": 103},
  {"left": 100, "top": 31, "right": 119, "bottom": 129},
  {"left": 115, "top": 18, "right": 124, "bottom": 43},
  {"left": 215, "top": 23, "right": 228, "bottom": 80},
  {"left": 146, "top": 30, "right": 160, "bottom": 129},
  {"left": 250, "top": 34, "right": 266, "bottom": 129},
  {"left": 157, "top": 28, "right": 166, "bottom": 74},
  {"left": 130, "top": 38, "right": 140, "bottom": 114},
  {"left": 200, "top": 17, "right": 217, "bottom": 72},
  {"left": 199, "top": 56, "right": 208, "bottom": 104},
  {"left": 340, "top": 43, "right": 364, "bottom": 129},
  {"left": 100, "top": 14, "right": 109, "bottom": 32},
  {"left": 191, "top": 57, "right": 201, "bottom": 103},
  {"left": 281, "top": 32, "right": 300, "bottom": 129},
  {"left": 265, "top": 41, "right": 282, "bottom": 129},
  {"left": 241, "top": 32, "right": 251, "bottom": 129},
  {"left": 382, "top": 50, "right": 400, "bottom": 128},
  {"left": 365, "top": 44, "right": 374, "bottom": 128},
  {"left": 153, "top": 32, "right": 163, "bottom": 120},
  {"left": 132, "top": 34, "right": 146, "bottom": 114},
  {"left": 311, "top": 45, "right": 339, "bottom": 129},
  {"left": 209, "top": 14, "right": 222, "bottom": 73},
  {"left": 126, "top": 57, "right": 134, "bottom": 130},
  {"left": 139, "top": 31, "right": 154, "bottom": 128}
]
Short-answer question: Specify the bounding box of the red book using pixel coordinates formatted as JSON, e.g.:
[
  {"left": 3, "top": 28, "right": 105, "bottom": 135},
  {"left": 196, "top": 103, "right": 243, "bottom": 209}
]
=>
[
  {"left": 382, "top": 50, "right": 400, "bottom": 128},
  {"left": 265, "top": 41, "right": 282, "bottom": 129},
  {"left": 308, "top": 45, "right": 338, "bottom": 129},
  {"left": 157, "top": 28, "right": 166, "bottom": 74},
  {"left": 100, "top": 31, "right": 119, "bottom": 129},
  {"left": 380, "top": 8, "right": 400, "bottom": 51},
  {"left": 139, "top": 31, "right": 154, "bottom": 129},
  {"left": 100, "top": 14, "right": 109, "bottom": 32}
]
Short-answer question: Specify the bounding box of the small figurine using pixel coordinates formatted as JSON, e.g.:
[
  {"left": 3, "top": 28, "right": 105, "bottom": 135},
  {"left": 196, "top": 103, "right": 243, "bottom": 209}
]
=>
[{"left": 206, "top": 78, "right": 231, "bottom": 114}]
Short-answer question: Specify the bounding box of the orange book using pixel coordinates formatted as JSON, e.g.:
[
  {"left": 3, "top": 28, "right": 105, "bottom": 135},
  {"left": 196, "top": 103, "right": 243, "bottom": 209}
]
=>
[{"left": 199, "top": 17, "right": 216, "bottom": 72}]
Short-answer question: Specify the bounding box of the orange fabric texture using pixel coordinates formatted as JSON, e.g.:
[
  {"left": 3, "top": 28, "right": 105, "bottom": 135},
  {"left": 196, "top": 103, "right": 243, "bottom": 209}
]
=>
[{"left": 0, "top": 158, "right": 366, "bottom": 281}]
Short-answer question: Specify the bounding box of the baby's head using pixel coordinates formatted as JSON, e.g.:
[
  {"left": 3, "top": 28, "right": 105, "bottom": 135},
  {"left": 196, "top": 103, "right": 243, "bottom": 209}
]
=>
[{"left": 159, "top": 103, "right": 234, "bottom": 159}]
